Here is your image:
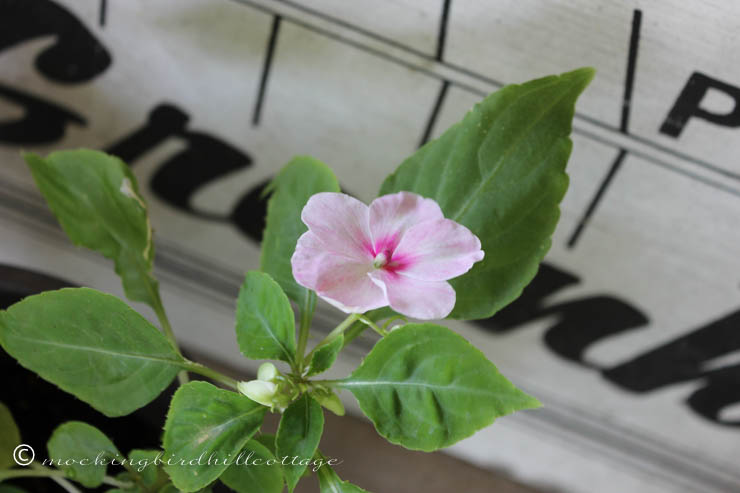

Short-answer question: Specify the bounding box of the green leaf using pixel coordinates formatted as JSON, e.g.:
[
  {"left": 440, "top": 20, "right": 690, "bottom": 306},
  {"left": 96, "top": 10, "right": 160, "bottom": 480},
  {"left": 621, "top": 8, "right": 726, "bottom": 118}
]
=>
[
  {"left": 260, "top": 156, "right": 340, "bottom": 307},
  {"left": 24, "top": 149, "right": 161, "bottom": 309},
  {"left": 46, "top": 421, "right": 120, "bottom": 488},
  {"left": 276, "top": 394, "right": 324, "bottom": 492},
  {"left": 254, "top": 434, "right": 277, "bottom": 455},
  {"left": 235, "top": 271, "right": 296, "bottom": 365},
  {"left": 317, "top": 464, "right": 369, "bottom": 493},
  {"left": 159, "top": 485, "right": 216, "bottom": 493},
  {"left": 379, "top": 68, "right": 594, "bottom": 320},
  {"left": 0, "top": 402, "right": 20, "bottom": 470},
  {"left": 163, "top": 381, "right": 266, "bottom": 492},
  {"left": 338, "top": 324, "right": 540, "bottom": 451},
  {"left": 220, "top": 439, "right": 284, "bottom": 493},
  {"left": 0, "top": 288, "right": 183, "bottom": 417},
  {"left": 310, "top": 388, "right": 345, "bottom": 417},
  {"left": 306, "top": 334, "right": 343, "bottom": 377},
  {"left": 128, "top": 449, "right": 162, "bottom": 486}
]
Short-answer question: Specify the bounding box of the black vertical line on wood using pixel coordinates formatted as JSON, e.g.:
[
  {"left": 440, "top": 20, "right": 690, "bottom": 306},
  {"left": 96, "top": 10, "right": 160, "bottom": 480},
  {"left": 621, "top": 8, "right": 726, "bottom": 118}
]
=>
[
  {"left": 252, "top": 15, "right": 282, "bottom": 126},
  {"left": 620, "top": 9, "right": 642, "bottom": 134},
  {"left": 419, "top": 80, "right": 450, "bottom": 148},
  {"left": 568, "top": 9, "right": 642, "bottom": 249},
  {"left": 225, "top": 0, "right": 740, "bottom": 190},
  {"left": 566, "top": 149, "right": 628, "bottom": 248},
  {"left": 99, "top": 0, "right": 107, "bottom": 27},
  {"left": 435, "top": 0, "right": 452, "bottom": 61}
]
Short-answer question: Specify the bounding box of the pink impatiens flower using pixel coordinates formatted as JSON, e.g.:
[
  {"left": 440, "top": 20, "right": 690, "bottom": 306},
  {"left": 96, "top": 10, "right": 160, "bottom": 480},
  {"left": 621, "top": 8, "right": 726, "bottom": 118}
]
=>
[{"left": 291, "top": 191, "right": 484, "bottom": 320}]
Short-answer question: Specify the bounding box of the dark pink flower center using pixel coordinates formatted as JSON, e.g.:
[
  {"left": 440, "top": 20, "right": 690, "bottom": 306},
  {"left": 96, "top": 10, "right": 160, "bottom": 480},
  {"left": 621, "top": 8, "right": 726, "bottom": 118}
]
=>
[{"left": 365, "top": 234, "right": 410, "bottom": 274}]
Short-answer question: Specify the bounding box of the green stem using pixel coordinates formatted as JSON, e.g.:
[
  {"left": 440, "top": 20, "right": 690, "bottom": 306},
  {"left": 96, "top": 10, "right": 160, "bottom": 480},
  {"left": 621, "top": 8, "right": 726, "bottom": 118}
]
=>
[
  {"left": 102, "top": 476, "right": 135, "bottom": 489},
  {"left": 50, "top": 477, "right": 83, "bottom": 493},
  {"left": 357, "top": 315, "right": 387, "bottom": 337},
  {"left": 343, "top": 313, "right": 406, "bottom": 347},
  {"left": 342, "top": 320, "right": 367, "bottom": 348},
  {"left": 0, "top": 466, "right": 129, "bottom": 492},
  {"left": 180, "top": 361, "right": 239, "bottom": 390},
  {"left": 305, "top": 313, "right": 360, "bottom": 365},
  {"left": 310, "top": 379, "right": 343, "bottom": 388},
  {"left": 0, "top": 469, "right": 66, "bottom": 481},
  {"left": 314, "top": 449, "right": 334, "bottom": 483},
  {"left": 151, "top": 292, "right": 189, "bottom": 385},
  {"left": 119, "top": 459, "right": 147, "bottom": 490},
  {"left": 28, "top": 463, "right": 82, "bottom": 493},
  {"left": 325, "top": 313, "right": 362, "bottom": 343},
  {"left": 295, "top": 291, "right": 317, "bottom": 371},
  {"left": 381, "top": 315, "right": 407, "bottom": 332}
]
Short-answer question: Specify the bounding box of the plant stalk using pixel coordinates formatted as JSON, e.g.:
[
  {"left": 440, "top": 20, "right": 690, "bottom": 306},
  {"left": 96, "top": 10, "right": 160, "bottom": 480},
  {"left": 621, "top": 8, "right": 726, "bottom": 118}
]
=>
[
  {"left": 342, "top": 320, "right": 367, "bottom": 347},
  {"left": 0, "top": 465, "right": 125, "bottom": 493},
  {"left": 343, "top": 312, "right": 405, "bottom": 347},
  {"left": 101, "top": 476, "right": 135, "bottom": 489},
  {"left": 357, "top": 315, "right": 386, "bottom": 336},
  {"left": 304, "top": 313, "right": 360, "bottom": 365},
  {"left": 180, "top": 360, "right": 239, "bottom": 390},
  {"left": 151, "top": 292, "right": 189, "bottom": 385},
  {"left": 295, "top": 291, "right": 317, "bottom": 371},
  {"left": 310, "top": 378, "right": 344, "bottom": 388},
  {"left": 0, "top": 469, "right": 66, "bottom": 481},
  {"left": 50, "top": 477, "right": 83, "bottom": 493}
]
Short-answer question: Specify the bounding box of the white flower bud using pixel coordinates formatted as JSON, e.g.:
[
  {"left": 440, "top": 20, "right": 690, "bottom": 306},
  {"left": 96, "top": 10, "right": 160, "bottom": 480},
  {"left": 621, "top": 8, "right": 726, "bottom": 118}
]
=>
[
  {"left": 257, "top": 362, "right": 278, "bottom": 382},
  {"left": 238, "top": 380, "right": 277, "bottom": 407}
]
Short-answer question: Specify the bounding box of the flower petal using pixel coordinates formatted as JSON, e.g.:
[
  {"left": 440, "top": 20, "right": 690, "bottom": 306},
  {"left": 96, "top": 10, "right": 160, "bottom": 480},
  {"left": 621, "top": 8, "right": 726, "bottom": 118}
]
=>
[
  {"left": 301, "top": 192, "right": 373, "bottom": 261},
  {"left": 257, "top": 362, "right": 278, "bottom": 382},
  {"left": 368, "top": 192, "right": 443, "bottom": 254},
  {"left": 391, "top": 218, "right": 484, "bottom": 281},
  {"left": 292, "top": 231, "right": 387, "bottom": 313},
  {"left": 371, "top": 270, "right": 455, "bottom": 320},
  {"left": 238, "top": 380, "right": 277, "bottom": 407}
]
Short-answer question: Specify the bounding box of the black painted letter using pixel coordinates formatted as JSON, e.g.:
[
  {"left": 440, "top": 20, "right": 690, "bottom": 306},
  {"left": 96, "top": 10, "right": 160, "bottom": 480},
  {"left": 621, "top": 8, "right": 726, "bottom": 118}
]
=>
[{"left": 660, "top": 72, "right": 740, "bottom": 137}]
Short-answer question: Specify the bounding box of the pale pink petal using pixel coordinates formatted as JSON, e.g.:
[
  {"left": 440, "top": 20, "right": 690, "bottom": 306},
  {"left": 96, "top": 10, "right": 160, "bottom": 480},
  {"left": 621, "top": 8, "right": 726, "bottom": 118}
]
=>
[
  {"left": 292, "top": 231, "right": 387, "bottom": 313},
  {"left": 391, "top": 218, "right": 484, "bottom": 281},
  {"left": 301, "top": 192, "right": 373, "bottom": 261},
  {"left": 370, "top": 270, "right": 455, "bottom": 320},
  {"left": 368, "top": 192, "right": 444, "bottom": 254}
]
